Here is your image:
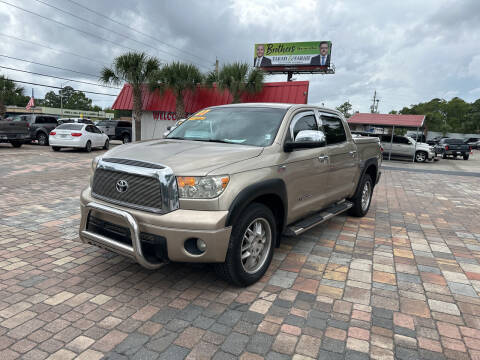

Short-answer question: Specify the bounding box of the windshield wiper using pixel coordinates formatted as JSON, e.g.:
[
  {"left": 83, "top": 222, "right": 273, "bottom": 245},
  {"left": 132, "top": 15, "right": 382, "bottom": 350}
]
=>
[{"left": 166, "top": 136, "right": 185, "bottom": 140}]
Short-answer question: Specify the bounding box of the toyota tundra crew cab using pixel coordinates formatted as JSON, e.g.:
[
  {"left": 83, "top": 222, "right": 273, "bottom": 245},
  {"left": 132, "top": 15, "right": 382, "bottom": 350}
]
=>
[{"left": 79, "top": 103, "right": 382, "bottom": 285}]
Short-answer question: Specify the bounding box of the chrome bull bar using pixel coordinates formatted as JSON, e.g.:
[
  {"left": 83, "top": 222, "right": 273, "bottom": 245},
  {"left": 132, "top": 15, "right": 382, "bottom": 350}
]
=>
[{"left": 79, "top": 201, "right": 164, "bottom": 270}]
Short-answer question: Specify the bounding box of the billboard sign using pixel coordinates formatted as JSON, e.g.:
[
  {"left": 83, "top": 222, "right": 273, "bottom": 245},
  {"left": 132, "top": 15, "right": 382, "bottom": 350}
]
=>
[{"left": 254, "top": 41, "right": 332, "bottom": 69}]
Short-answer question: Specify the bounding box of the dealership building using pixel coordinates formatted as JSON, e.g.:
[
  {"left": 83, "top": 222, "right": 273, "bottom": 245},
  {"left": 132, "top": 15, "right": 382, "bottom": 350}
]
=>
[
  {"left": 111, "top": 81, "right": 310, "bottom": 140},
  {"left": 5, "top": 105, "right": 114, "bottom": 120}
]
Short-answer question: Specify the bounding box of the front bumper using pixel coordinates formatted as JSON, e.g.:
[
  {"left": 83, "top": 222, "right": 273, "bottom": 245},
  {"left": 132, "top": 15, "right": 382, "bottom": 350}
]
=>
[{"left": 79, "top": 188, "right": 232, "bottom": 269}]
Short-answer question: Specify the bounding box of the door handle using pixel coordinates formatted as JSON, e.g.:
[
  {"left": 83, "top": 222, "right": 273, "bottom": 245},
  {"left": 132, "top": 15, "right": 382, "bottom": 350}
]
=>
[
  {"left": 318, "top": 155, "right": 329, "bottom": 161},
  {"left": 349, "top": 151, "right": 357, "bottom": 156}
]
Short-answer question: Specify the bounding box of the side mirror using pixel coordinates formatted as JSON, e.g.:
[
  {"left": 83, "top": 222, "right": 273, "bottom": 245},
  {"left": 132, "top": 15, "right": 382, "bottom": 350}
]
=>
[
  {"left": 166, "top": 126, "right": 171, "bottom": 131},
  {"left": 284, "top": 130, "right": 326, "bottom": 152}
]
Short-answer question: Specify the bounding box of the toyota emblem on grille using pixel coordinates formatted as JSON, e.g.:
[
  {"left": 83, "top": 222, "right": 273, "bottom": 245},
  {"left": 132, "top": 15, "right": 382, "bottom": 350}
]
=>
[{"left": 116, "top": 179, "right": 129, "bottom": 193}]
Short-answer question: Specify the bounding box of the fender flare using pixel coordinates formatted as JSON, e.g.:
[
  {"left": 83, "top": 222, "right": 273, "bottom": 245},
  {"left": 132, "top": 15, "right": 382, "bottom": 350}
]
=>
[
  {"left": 225, "top": 178, "right": 288, "bottom": 236},
  {"left": 351, "top": 157, "right": 378, "bottom": 197}
]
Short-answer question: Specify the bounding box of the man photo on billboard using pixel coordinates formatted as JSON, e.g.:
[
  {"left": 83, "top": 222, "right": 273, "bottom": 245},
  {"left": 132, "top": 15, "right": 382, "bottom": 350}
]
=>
[
  {"left": 310, "top": 41, "right": 330, "bottom": 67},
  {"left": 254, "top": 44, "right": 272, "bottom": 67}
]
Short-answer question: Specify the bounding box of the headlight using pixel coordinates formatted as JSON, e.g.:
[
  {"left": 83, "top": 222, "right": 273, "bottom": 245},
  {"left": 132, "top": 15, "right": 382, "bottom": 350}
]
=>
[
  {"left": 91, "top": 156, "right": 102, "bottom": 172},
  {"left": 177, "top": 175, "right": 229, "bottom": 199}
]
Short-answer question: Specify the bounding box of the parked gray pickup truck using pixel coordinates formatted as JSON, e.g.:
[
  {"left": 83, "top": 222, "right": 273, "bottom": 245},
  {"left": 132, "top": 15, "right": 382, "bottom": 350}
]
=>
[
  {"left": 0, "top": 118, "right": 29, "bottom": 147},
  {"left": 79, "top": 103, "right": 382, "bottom": 285}
]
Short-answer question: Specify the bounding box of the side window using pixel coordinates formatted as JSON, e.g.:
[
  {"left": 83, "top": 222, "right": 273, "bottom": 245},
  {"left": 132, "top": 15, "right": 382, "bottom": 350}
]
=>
[
  {"left": 320, "top": 115, "right": 347, "bottom": 145},
  {"left": 46, "top": 117, "right": 57, "bottom": 124},
  {"left": 93, "top": 126, "right": 101, "bottom": 134},
  {"left": 399, "top": 137, "right": 409, "bottom": 144},
  {"left": 289, "top": 111, "right": 318, "bottom": 141},
  {"left": 35, "top": 117, "right": 44, "bottom": 124},
  {"left": 85, "top": 125, "right": 93, "bottom": 132}
]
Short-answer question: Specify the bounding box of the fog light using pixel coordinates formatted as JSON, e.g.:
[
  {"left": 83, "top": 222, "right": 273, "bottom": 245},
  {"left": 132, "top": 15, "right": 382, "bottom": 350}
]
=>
[{"left": 196, "top": 239, "right": 207, "bottom": 252}]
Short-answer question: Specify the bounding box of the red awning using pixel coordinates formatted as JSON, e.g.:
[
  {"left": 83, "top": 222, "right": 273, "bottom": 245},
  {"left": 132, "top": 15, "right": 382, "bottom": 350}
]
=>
[
  {"left": 348, "top": 113, "right": 425, "bottom": 128},
  {"left": 112, "top": 81, "right": 309, "bottom": 112}
]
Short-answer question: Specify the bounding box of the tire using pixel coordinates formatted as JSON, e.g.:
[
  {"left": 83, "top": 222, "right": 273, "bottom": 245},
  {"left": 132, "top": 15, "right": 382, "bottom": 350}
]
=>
[
  {"left": 215, "top": 203, "right": 275, "bottom": 286},
  {"left": 10, "top": 141, "right": 22, "bottom": 148},
  {"left": 52, "top": 146, "right": 61, "bottom": 152},
  {"left": 122, "top": 134, "right": 130, "bottom": 144},
  {"left": 85, "top": 140, "right": 92, "bottom": 153},
  {"left": 415, "top": 151, "right": 427, "bottom": 162},
  {"left": 103, "top": 139, "right": 109, "bottom": 150},
  {"left": 442, "top": 153, "right": 447, "bottom": 159},
  {"left": 37, "top": 132, "right": 48, "bottom": 146},
  {"left": 349, "top": 174, "right": 373, "bottom": 217},
  {"left": 463, "top": 154, "right": 469, "bottom": 160}
]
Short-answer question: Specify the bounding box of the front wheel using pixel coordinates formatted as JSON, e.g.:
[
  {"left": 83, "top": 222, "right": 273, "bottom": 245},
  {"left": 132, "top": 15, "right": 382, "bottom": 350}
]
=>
[
  {"left": 463, "top": 154, "right": 469, "bottom": 160},
  {"left": 103, "top": 139, "right": 109, "bottom": 150},
  {"left": 415, "top": 151, "right": 427, "bottom": 162},
  {"left": 122, "top": 134, "right": 131, "bottom": 144},
  {"left": 349, "top": 174, "right": 373, "bottom": 217},
  {"left": 85, "top": 141, "right": 92, "bottom": 153},
  {"left": 10, "top": 141, "right": 22, "bottom": 148},
  {"left": 215, "top": 203, "right": 275, "bottom": 286},
  {"left": 442, "top": 153, "right": 447, "bottom": 159}
]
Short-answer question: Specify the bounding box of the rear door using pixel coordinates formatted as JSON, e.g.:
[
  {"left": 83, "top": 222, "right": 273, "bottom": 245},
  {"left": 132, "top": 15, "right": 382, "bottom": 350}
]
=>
[{"left": 319, "top": 112, "right": 357, "bottom": 202}]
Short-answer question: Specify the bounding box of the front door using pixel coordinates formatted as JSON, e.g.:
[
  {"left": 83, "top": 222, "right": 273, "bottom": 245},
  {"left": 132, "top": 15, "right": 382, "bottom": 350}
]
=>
[{"left": 279, "top": 110, "right": 330, "bottom": 223}]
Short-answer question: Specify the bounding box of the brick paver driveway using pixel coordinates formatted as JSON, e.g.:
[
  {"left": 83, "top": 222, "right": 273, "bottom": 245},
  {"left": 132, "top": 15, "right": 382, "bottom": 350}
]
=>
[{"left": 1, "top": 144, "right": 480, "bottom": 360}]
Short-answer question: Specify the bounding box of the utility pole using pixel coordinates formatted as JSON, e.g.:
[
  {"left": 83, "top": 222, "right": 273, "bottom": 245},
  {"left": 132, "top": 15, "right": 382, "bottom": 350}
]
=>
[{"left": 215, "top": 58, "right": 219, "bottom": 78}]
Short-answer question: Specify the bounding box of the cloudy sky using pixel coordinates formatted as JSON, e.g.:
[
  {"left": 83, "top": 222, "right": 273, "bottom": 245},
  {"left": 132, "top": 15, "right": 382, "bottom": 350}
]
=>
[{"left": 0, "top": 0, "right": 479, "bottom": 113}]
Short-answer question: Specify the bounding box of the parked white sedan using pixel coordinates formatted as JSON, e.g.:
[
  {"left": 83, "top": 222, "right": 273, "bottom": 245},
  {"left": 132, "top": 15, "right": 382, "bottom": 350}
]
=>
[{"left": 49, "top": 123, "right": 109, "bottom": 152}]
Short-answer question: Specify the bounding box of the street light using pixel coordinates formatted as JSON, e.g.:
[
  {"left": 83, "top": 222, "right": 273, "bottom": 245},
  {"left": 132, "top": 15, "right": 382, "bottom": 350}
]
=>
[{"left": 60, "top": 80, "right": 71, "bottom": 117}]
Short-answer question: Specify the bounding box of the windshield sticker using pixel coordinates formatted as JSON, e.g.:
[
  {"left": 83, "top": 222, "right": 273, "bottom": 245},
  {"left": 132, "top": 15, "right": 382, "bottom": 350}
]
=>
[{"left": 189, "top": 109, "right": 211, "bottom": 120}]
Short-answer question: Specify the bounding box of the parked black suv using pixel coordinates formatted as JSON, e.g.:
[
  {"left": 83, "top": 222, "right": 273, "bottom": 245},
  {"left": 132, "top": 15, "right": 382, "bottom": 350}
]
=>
[
  {"left": 96, "top": 120, "right": 132, "bottom": 143},
  {"left": 12, "top": 114, "right": 58, "bottom": 145}
]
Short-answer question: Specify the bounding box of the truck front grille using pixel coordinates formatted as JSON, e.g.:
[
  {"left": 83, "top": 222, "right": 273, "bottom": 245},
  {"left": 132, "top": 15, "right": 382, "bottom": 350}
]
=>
[{"left": 92, "top": 168, "right": 163, "bottom": 213}]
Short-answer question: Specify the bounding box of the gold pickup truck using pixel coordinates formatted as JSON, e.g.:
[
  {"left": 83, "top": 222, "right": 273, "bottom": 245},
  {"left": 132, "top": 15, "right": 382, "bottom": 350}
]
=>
[{"left": 79, "top": 103, "right": 382, "bottom": 285}]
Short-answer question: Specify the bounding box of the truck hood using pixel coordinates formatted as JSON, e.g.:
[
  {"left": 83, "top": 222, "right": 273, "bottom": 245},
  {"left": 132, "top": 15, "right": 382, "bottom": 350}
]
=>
[
  {"left": 103, "top": 139, "right": 263, "bottom": 176},
  {"left": 415, "top": 142, "right": 433, "bottom": 150}
]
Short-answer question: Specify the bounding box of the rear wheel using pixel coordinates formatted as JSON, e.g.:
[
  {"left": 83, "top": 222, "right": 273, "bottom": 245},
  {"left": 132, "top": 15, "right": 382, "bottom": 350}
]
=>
[
  {"left": 215, "top": 203, "right": 275, "bottom": 286},
  {"left": 122, "top": 134, "right": 130, "bottom": 144},
  {"left": 442, "top": 153, "right": 447, "bottom": 159},
  {"left": 85, "top": 140, "right": 92, "bottom": 153},
  {"left": 10, "top": 141, "right": 22, "bottom": 148},
  {"left": 37, "top": 132, "right": 48, "bottom": 146},
  {"left": 415, "top": 151, "right": 427, "bottom": 162},
  {"left": 463, "top": 154, "right": 469, "bottom": 160},
  {"left": 349, "top": 174, "right": 373, "bottom": 217},
  {"left": 52, "top": 146, "right": 61, "bottom": 152},
  {"left": 103, "top": 139, "right": 109, "bottom": 150}
]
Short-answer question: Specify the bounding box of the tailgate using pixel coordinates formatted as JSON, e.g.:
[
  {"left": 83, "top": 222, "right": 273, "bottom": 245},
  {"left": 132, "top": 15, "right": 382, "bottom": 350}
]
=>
[{"left": 0, "top": 120, "right": 29, "bottom": 134}]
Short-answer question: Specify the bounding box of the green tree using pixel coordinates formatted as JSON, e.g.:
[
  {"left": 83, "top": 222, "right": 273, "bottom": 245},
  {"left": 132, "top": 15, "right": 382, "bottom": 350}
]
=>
[
  {"left": 100, "top": 52, "right": 160, "bottom": 141},
  {"left": 0, "top": 75, "right": 30, "bottom": 116},
  {"left": 42, "top": 86, "right": 95, "bottom": 111},
  {"left": 206, "top": 62, "right": 264, "bottom": 104},
  {"left": 151, "top": 62, "right": 203, "bottom": 119},
  {"left": 336, "top": 101, "right": 352, "bottom": 118}
]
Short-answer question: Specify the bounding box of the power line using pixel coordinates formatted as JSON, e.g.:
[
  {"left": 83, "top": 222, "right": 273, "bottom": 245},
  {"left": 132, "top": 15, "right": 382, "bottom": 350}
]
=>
[
  {"left": 0, "top": 54, "right": 99, "bottom": 79},
  {"left": 62, "top": 0, "right": 215, "bottom": 65},
  {"left": 0, "top": 33, "right": 106, "bottom": 67},
  {"left": 33, "top": 0, "right": 212, "bottom": 69},
  {"left": 0, "top": 65, "right": 121, "bottom": 89},
  {"left": 8, "top": 79, "right": 118, "bottom": 96},
  {"left": 0, "top": 0, "right": 152, "bottom": 59}
]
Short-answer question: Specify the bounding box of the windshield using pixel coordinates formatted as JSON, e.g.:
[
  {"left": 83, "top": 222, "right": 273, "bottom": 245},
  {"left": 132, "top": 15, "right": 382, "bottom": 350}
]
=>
[
  {"left": 166, "top": 107, "right": 287, "bottom": 147},
  {"left": 444, "top": 138, "right": 464, "bottom": 144}
]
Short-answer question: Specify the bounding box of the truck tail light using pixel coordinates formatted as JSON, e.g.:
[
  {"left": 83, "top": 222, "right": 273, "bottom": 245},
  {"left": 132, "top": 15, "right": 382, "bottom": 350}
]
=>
[
  {"left": 50, "top": 131, "right": 56, "bottom": 136},
  {"left": 71, "top": 132, "right": 82, "bottom": 137},
  {"left": 445, "top": 145, "right": 449, "bottom": 151},
  {"left": 380, "top": 146, "right": 384, "bottom": 153}
]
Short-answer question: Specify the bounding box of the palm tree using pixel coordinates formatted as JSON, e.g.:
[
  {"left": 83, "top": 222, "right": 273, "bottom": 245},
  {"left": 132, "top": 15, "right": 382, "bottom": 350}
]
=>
[
  {"left": 151, "top": 62, "right": 203, "bottom": 120},
  {"left": 206, "top": 62, "right": 264, "bottom": 104},
  {"left": 100, "top": 52, "right": 160, "bottom": 141}
]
